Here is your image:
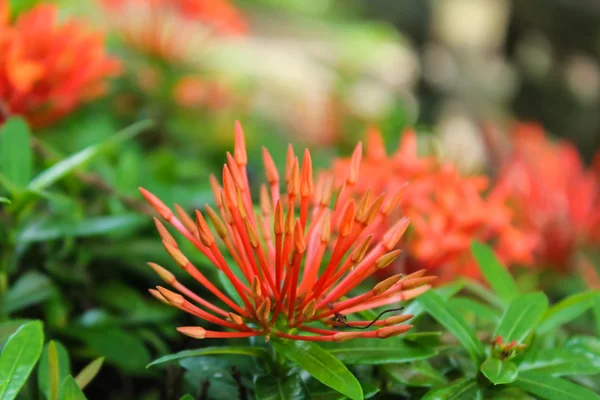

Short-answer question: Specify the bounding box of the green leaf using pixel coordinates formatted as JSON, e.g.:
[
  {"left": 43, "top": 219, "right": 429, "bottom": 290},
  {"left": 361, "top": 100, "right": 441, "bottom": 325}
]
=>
[
  {"left": 0, "top": 272, "right": 55, "bottom": 314},
  {"left": 537, "top": 291, "right": 599, "bottom": 334},
  {"left": 272, "top": 340, "right": 362, "bottom": 400},
  {"left": 384, "top": 360, "right": 447, "bottom": 387},
  {"left": 480, "top": 358, "right": 518, "bottom": 385},
  {"left": 514, "top": 371, "right": 600, "bottom": 400},
  {"left": 74, "top": 358, "right": 103, "bottom": 390},
  {"left": 423, "top": 378, "right": 482, "bottom": 400},
  {"left": 48, "top": 342, "right": 60, "bottom": 400},
  {"left": 18, "top": 215, "right": 145, "bottom": 243},
  {"left": 471, "top": 241, "right": 518, "bottom": 305},
  {"left": 495, "top": 292, "right": 548, "bottom": 343},
  {"left": 0, "top": 197, "right": 10, "bottom": 204},
  {"left": 148, "top": 346, "right": 270, "bottom": 368},
  {"left": 309, "top": 381, "right": 378, "bottom": 400},
  {"left": 0, "top": 320, "right": 30, "bottom": 349},
  {"left": 519, "top": 348, "right": 600, "bottom": 376},
  {"left": 0, "top": 321, "right": 44, "bottom": 400},
  {"left": 39, "top": 341, "right": 70, "bottom": 400},
  {"left": 28, "top": 120, "right": 152, "bottom": 192},
  {"left": 179, "top": 396, "right": 195, "bottom": 400},
  {"left": 321, "top": 339, "right": 436, "bottom": 365},
  {"left": 565, "top": 335, "right": 600, "bottom": 366},
  {"left": 593, "top": 296, "right": 600, "bottom": 335},
  {"left": 418, "top": 290, "right": 485, "bottom": 364},
  {"left": 0, "top": 117, "right": 32, "bottom": 190},
  {"left": 57, "top": 376, "right": 86, "bottom": 400},
  {"left": 449, "top": 297, "right": 501, "bottom": 322},
  {"left": 255, "top": 374, "right": 308, "bottom": 400},
  {"left": 73, "top": 328, "right": 149, "bottom": 371}
]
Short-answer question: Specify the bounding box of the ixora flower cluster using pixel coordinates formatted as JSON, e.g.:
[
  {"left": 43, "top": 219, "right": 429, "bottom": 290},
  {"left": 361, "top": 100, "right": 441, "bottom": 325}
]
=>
[
  {"left": 333, "top": 128, "right": 535, "bottom": 282},
  {"left": 100, "top": 0, "right": 247, "bottom": 63},
  {"left": 0, "top": 1, "right": 121, "bottom": 127},
  {"left": 490, "top": 123, "right": 600, "bottom": 270},
  {"left": 140, "top": 122, "right": 435, "bottom": 342}
]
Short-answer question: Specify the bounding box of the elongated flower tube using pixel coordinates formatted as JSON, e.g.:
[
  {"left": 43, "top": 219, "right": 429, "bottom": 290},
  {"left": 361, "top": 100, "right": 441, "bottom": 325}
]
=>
[{"left": 140, "top": 121, "right": 434, "bottom": 342}]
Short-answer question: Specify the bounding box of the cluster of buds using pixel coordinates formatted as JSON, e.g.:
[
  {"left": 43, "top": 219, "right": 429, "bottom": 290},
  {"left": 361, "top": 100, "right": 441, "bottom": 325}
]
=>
[
  {"left": 0, "top": 1, "right": 121, "bottom": 127},
  {"left": 490, "top": 335, "right": 527, "bottom": 361},
  {"left": 333, "top": 127, "right": 535, "bottom": 282},
  {"left": 140, "top": 122, "right": 435, "bottom": 342}
]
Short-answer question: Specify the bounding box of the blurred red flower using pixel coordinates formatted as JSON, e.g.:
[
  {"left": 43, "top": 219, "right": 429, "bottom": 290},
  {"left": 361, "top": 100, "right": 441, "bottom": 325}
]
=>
[
  {"left": 490, "top": 123, "right": 600, "bottom": 270},
  {"left": 0, "top": 2, "right": 121, "bottom": 128},
  {"left": 333, "top": 127, "right": 535, "bottom": 282},
  {"left": 100, "top": 0, "right": 247, "bottom": 62},
  {"left": 140, "top": 122, "right": 434, "bottom": 342}
]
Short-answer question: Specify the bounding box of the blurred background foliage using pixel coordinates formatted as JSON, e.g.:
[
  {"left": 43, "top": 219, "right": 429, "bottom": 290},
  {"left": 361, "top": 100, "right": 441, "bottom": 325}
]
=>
[{"left": 0, "top": 0, "right": 599, "bottom": 399}]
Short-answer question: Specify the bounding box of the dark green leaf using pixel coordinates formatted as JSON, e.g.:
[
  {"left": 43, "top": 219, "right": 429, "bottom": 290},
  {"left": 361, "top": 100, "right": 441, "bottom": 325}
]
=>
[
  {"left": 272, "top": 340, "right": 362, "bottom": 400},
  {"left": 38, "top": 341, "right": 70, "bottom": 400},
  {"left": 28, "top": 120, "right": 152, "bottom": 191},
  {"left": 449, "top": 297, "right": 501, "bottom": 322},
  {"left": 309, "top": 381, "right": 378, "bottom": 400},
  {"left": 519, "top": 348, "right": 600, "bottom": 376},
  {"left": 48, "top": 342, "right": 59, "bottom": 400},
  {"left": 57, "top": 376, "right": 86, "bottom": 400},
  {"left": 384, "top": 360, "right": 447, "bottom": 387},
  {"left": 537, "top": 291, "right": 599, "bottom": 334},
  {"left": 0, "top": 271, "right": 55, "bottom": 314},
  {"left": 321, "top": 339, "right": 436, "bottom": 365},
  {"left": 0, "top": 117, "right": 32, "bottom": 190},
  {"left": 18, "top": 215, "right": 145, "bottom": 243},
  {"left": 0, "top": 197, "right": 10, "bottom": 204},
  {"left": 423, "top": 378, "right": 482, "bottom": 400},
  {"left": 495, "top": 292, "right": 548, "bottom": 343},
  {"left": 0, "top": 321, "right": 44, "bottom": 400},
  {"left": 74, "top": 358, "right": 103, "bottom": 390},
  {"left": 73, "top": 328, "right": 149, "bottom": 371},
  {"left": 514, "top": 371, "right": 600, "bottom": 400},
  {"left": 148, "top": 346, "right": 269, "bottom": 368},
  {"left": 593, "top": 296, "right": 600, "bottom": 336},
  {"left": 471, "top": 241, "right": 518, "bottom": 304},
  {"left": 179, "top": 396, "right": 195, "bottom": 400},
  {"left": 418, "top": 290, "right": 485, "bottom": 364},
  {"left": 255, "top": 374, "right": 309, "bottom": 400},
  {"left": 480, "top": 358, "right": 518, "bottom": 385},
  {"left": 403, "top": 280, "right": 465, "bottom": 319}
]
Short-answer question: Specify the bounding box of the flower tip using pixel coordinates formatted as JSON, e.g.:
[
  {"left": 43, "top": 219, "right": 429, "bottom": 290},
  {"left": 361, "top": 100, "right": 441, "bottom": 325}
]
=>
[
  {"left": 234, "top": 120, "right": 247, "bottom": 166},
  {"left": 376, "top": 325, "right": 413, "bottom": 338},
  {"left": 156, "top": 286, "right": 184, "bottom": 306},
  {"left": 383, "top": 217, "right": 410, "bottom": 250},
  {"left": 153, "top": 217, "right": 177, "bottom": 247},
  {"left": 148, "top": 288, "right": 170, "bottom": 305},
  {"left": 177, "top": 326, "right": 206, "bottom": 339},
  {"left": 139, "top": 187, "right": 173, "bottom": 219},
  {"left": 147, "top": 262, "right": 175, "bottom": 284},
  {"left": 373, "top": 273, "right": 402, "bottom": 295},
  {"left": 376, "top": 249, "right": 402, "bottom": 270},
  {"left": 163, "top": 241, "right": 189, "bottom": 267}
]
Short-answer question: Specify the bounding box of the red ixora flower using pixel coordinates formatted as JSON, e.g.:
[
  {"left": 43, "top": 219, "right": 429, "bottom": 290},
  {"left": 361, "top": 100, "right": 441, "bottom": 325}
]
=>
[
  {"left": 140, "top": 122, "right": 434, "bottom": 342},
  {"left": 0, "top": 1, "right": 121, "bottom": 128},
  {"left": 332, "top": 127, "right": 535, "bottom": 282},
  {"left": 489, "top": 123, "right": 600, "bottom": 270},
  {"left": 100, "top": 0, "right": 247, "bottom": 62}
]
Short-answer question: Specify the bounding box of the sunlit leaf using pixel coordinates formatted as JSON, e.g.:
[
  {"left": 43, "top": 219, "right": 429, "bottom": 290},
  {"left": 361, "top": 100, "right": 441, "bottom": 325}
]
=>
[
  {"left": 38, "top": 341, "right": 70, "bottom": 400},
  {"left": 471, "top": 241, "right": 518, "bottom": 305},
  {"left": 74, "top": 358, "right": 104, "bottom": 390},
  {"left": 321, "top": 338, "right": 436, "bottom": 365},
  {"left": 273, "top": 340, "right": 363, "bottom": 400},
  {"left": 0, "top": 117, "right": 32, "bottom": 190},
  {"left": 57, "top": 376, "right": 86, "bottom": 400},
  {"left": 480, "top": 357, "right": 518, "bottom": 385},
  {"left": 537, "top": 291, "right": 599, "bottom": 334},
  {"left": 495, "top": 292, "right": 548, "bottom": 343},
  {"left": 514, "top": 371, "right": 600, "bottom": 400}
]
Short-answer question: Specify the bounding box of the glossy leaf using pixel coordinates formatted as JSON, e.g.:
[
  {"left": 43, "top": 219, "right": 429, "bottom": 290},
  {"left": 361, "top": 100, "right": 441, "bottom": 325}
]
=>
[
  {"left": 514, "top": 371, "right": 600, "bottom": 400},
  {"left": 0, "top": 272, "right": 55, "bottom": 314},
  {"left": 38, "top": 341, "right": 70, "bottom": 400},
  {"left": 0, "top": 197, "right": 10, "bottom": 203},
  {"left": 57, "top": 376, "right": 86, "bottom": 400},
  {"left": 321, "top": 338, "right": 436, "bottom": 365},
  {"left": 403, "top": 280, "right": 465, "bottom": 319},
  {"left": 537, "top": 291, "right": 599, "bottom": 334},
  {"left": 565, "top": 335, "right": 600, "bottom": 366},
  {"left": 449, "top": 297, "right": 501, "bottom": 322},
  {"left": 0, "top": 321, "right": 44, "bottom": 400},
  {"left": 471, "top": 241, "right": 518, "bottom": 305},
  {"left": 179, "top": 396, "right": 195, "bottom": 400},
  {"left": 255, "top": 374, "right": 308, "bottom": 400},
  {"left": 480, "top": 358, "right": 518, "bottom": 385},
  {"left": 0, "top": 320, "right": 30, "bottom": 349},
  {"left": 423, "top": 378, "right": 482, "bottom": 400},
  {"left": 309, "top": 381, "right": 378, "bottom": 400},
  {"left": 74, "top": 357, "right": 104, "bottom": 390},
  {"left": 384, "top": 361, "right": 447, "bottom": 387},
  {"left": 519, "top": 348, "right": 600, "bottom": 376},
  {"left": 272, "top": 340, "right": 362, "bottom": 400},
  {"left": 28, "top": 120, "right": 152, "bottom": 192},
  {"left": 418, "top": 290, "right": 485, "bottom": 364},
  {"left": 0, "top": 117, "right": 32, "bottom": 190},
  {"left": 148, "top": 346, "right": 269, "bottom": 368},
  {"left": 495, "top": 292, "right": 548, "bottom": 343},
  {"left": 48, "top": 342, "right": 59, "bottom": 400}
]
